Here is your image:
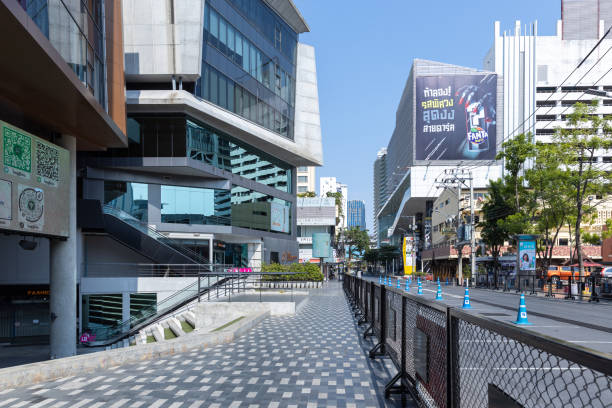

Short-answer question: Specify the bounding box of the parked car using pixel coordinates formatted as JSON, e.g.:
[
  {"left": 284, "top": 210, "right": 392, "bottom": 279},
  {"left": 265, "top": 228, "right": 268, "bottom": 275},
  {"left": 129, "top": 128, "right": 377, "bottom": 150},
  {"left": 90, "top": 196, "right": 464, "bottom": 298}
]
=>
[
  {"left": 546, "top": 266, "right": 592, "bottom": 284},
  {"left": 596, "top": 266, "right": 612, "bottom": 279}
]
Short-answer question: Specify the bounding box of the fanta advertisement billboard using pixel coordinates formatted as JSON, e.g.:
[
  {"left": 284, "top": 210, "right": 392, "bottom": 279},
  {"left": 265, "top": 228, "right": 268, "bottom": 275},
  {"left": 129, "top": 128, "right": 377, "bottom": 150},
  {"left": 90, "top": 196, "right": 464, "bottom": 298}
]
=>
[{"left": 415, "top": 74, "right": 497, "bottom": 162}]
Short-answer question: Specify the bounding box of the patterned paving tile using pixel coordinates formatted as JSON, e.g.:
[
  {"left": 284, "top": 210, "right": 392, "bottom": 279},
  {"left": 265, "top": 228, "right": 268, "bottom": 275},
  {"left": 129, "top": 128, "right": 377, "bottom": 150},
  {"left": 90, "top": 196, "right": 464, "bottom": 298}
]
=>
[{"left": 3, "top": 282, "right": 410, "bottom": 407}]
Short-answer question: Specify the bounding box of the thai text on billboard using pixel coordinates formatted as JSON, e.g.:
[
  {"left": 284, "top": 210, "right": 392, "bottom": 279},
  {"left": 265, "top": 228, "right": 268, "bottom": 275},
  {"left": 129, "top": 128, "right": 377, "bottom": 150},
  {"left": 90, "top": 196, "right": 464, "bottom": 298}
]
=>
[{"left": 415, "top": 74, "right": 497, "bottom": 161}]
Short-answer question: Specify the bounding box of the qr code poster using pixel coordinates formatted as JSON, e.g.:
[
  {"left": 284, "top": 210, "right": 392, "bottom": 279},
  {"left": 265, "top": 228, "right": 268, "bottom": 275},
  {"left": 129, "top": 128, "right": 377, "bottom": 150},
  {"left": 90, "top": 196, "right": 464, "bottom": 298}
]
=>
[
  {"left": 18, "top": 184, "right": 44, "bottom": 231},
  {"left": 3, "top": 125, "right": 32, "bottom": 180},
  {"left": 0, "top": 179, "right": 11, "bottom": 223},
  {"left": 36, "top": 140, "right": 60, "bottom": 187}
]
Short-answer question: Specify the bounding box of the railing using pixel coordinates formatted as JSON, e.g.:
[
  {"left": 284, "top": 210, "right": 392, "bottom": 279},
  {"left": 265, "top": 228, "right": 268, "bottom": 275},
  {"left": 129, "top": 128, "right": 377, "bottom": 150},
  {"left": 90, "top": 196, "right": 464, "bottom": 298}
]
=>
[
  {"left": 103, "top": 205, "right": 209, "bottom": 265},
  {"left": 344, "top": 274, "right": 612, "bottom": 408},
  {"left": 475, "top": 272, "right": 612, "bottom": 301},
  {"left": 84, "top": 270, "right": 306, "bottom": 346},
  {"left": 83, "top": 262, "right": 235, "bottom": 278}
]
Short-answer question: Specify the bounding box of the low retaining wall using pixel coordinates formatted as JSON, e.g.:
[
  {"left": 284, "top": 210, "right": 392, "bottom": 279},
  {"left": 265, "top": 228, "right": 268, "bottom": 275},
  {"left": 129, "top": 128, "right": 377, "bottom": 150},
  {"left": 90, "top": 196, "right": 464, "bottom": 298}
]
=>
[
  {"left": 0, "top": 311, "right": 268, "bottom": 390},
  {"left": 195, "top": 302, "right": 294, "bottom": 332}
]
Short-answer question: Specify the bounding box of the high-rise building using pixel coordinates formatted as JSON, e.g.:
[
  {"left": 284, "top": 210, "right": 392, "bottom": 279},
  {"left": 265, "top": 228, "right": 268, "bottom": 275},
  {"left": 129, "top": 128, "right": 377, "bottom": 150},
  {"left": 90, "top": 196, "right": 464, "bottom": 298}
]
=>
[
  {"left": 74, "top": 0, "right": 322, "bottom": 341},
  {"left": 347, "top": 200, "right": 366, "bottom": 230},
  {"left": 320, "top": 177, "right": 348, "bottom": 228},
  {"left": 0, "top": 0, "right": 127, "bottom": 357},
  {"left": 375, "top": 59, "right": 501, "bottom": 251},
  {"left": 561, "top": 0, "right": 612, "bottom": 40},
  {"left": 297, "top": 166, "right": 316, "bottom": 194},
  {"left": 372, "top": 148, "right": 388, "bottom": 243}
]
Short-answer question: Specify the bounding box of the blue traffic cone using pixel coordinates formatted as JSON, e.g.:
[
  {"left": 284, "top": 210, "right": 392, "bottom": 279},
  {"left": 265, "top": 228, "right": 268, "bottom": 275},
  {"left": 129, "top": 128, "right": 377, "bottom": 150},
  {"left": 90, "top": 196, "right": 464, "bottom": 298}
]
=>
[
  {"left": 446, "top": 278, "right": 449, "bottom": 286},
  {"left": 437, "top": 277, "right": 440, "bottom": 285},
  {"left": 397, "top": 278, "right": 401, "bottom": 289},
  {"left": 417, "top": 281, "right": 423, "bottom": 295},
  {"left": 462, "top": 286, "right": 472, "bottom": 309},
  {"left": 435, "top": 282, "right": 443, "bottom": 300},
  {"left": 513, "top": 293, "right": 532, "bottom": 325},
  {"left": 379, "top": 276, "right": 382, "bottom": 284},
  {"left": 405, "top": 279, "right": 410, "bottom": 292}
]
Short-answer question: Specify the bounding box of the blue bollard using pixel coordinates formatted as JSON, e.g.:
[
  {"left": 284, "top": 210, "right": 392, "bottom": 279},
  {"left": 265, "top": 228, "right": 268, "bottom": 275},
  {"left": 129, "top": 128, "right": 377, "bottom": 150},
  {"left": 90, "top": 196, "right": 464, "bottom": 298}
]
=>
[
  {"left": 462, "top": 286, "right": 472, "bottom": 309},
  {"left": 417, "top": 281, "right": 423, "bottom": 295}
]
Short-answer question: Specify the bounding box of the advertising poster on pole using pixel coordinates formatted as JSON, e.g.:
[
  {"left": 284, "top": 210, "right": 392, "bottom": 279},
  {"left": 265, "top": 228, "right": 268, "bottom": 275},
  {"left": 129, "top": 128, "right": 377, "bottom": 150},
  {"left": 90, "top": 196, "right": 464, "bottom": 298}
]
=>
[
  {"left": 518, "top": 240, "right": 536, "bottom": 271},
  {"left": 403, "top": 236, "right": 415, "bottom": 275}
]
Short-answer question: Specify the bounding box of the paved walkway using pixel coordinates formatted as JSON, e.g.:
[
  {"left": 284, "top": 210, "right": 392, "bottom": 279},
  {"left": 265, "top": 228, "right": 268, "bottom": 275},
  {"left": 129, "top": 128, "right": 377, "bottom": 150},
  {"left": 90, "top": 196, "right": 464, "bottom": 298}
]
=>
[{"left": 0, "top": 282, "right": 408, "bottom": 407}]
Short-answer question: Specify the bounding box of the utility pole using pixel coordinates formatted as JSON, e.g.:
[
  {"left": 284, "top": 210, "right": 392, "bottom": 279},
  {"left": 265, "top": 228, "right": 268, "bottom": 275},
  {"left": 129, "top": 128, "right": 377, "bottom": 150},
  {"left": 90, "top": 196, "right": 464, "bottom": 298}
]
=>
[
  {"left": 457, "top": 182, "right": 463, "bottom": 285},
  {"left": 470, "top": 174, "right": 475, "bottom": 287},
  {"left": 435, "top": 169, "right": 475, "bottom": 286}
]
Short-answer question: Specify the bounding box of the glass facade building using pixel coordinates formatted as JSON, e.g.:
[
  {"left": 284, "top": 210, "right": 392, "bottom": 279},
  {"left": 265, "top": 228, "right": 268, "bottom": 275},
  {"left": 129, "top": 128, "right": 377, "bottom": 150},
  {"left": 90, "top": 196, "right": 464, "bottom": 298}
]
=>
[
  {"left": 195, "top": 0, "right": 297, "bottom": 139},
  {"left": 18, "top": 0, "right": 106, "bottom": 107},
  {"left": 117, "top": 115, "right": 293, "bottom": 194},
  {"left": 347, "top": 200, "right": 366, "bottom": 230}
]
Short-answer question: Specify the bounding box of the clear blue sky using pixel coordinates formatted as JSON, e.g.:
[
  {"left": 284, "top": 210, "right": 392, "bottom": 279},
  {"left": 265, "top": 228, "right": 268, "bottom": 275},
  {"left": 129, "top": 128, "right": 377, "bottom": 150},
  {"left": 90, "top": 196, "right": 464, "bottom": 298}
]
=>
[{"left": 293, "top": 0, "right": 560, "bottom": 230}]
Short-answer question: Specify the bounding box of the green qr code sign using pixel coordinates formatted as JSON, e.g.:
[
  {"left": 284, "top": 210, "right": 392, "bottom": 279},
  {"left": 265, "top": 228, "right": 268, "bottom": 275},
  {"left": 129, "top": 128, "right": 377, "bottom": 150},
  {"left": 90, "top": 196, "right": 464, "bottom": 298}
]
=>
[{"left": 3, "top": 126, "right": 32, "bottom": 173}]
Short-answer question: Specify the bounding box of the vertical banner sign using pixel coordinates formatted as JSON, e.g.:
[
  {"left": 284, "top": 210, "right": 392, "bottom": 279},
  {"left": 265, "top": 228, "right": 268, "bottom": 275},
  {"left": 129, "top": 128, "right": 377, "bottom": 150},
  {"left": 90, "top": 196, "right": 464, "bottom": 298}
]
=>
[
  {"left": 415, "top": 74, "right": 497, "bottom": 161},
  {"left": 518, "top": 240, "right": 536, "bottom": 271},
  {"left": 404, "top": 236, "right": 415, "bottom": 275}
]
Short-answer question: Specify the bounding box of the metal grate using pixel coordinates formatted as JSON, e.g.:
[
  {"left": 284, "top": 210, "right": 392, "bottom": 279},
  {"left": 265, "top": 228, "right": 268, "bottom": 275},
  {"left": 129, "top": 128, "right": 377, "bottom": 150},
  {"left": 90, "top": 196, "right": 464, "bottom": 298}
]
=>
[{"left": 342, "top": 275, "right": 612, "bottom": 408}]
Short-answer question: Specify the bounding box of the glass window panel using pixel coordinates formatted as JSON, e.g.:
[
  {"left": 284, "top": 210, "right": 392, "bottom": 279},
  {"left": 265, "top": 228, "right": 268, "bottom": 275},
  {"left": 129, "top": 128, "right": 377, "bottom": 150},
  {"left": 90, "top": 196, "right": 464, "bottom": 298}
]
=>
[
  {"left": 219, "top": 75, "right": 227, "bottom": 109},
  {"left": 227, "top": 25, "right": 235, "bottom": 54},
  {"left": 234, "top": 85, "right": 243, "bottom": 115},
  {"left": 104, "top": 181, "right": 148, "bottom": 222},
  {"left": 161, "top": 185, "right": 229, "bottom": 225},
  {"left": 256, "top": 51, "right": 262, "bottom": 83},
  {"left": 204, "top": 4, "right": 210, "bottom": 32},
  {"left": 227, "top": 80, "right": 235, "bottom": 112},
  {"left": 249, "top": 94, "right": 257, "bottom": 122},
  {"left": 250, "top": 46, "right": 257, "bottom": 78},
  {"left": 219, "top": 18, "right": 227, "bottom": 54},
  {"left": 235, "top": 31, "right": 243, "bottom": 66},
  {"left": 210, "top": 69, "right": 218, "bottom": 104},
  {"left": 243, "top": 89, "right": 250, "bottom": 118},
  {"left": 210, "top": 9, "right": 219, "bottom": 44},
  {"left": 257, "top": 99, "right": 264, "bottom": 125},
  {"left": 242, "top": 40, "right": 250, "bottom": 72}
]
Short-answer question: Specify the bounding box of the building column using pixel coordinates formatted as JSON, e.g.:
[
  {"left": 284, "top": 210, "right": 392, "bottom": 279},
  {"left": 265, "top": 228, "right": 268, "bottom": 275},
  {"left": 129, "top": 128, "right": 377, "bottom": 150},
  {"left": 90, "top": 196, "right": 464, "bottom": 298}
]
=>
[
  {"left": 49, "top": 134, "right": 77, "bottom": 359},
  {"left": 247, "top": 242, "right": 263, "bottom": 270}
]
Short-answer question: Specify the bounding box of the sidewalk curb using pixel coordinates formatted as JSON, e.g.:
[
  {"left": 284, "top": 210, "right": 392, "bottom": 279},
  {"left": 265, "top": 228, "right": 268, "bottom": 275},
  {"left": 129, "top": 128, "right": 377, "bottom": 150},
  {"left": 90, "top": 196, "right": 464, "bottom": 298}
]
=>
[{"left": 0, "top": 311, "right": 269, "bottom": 390}]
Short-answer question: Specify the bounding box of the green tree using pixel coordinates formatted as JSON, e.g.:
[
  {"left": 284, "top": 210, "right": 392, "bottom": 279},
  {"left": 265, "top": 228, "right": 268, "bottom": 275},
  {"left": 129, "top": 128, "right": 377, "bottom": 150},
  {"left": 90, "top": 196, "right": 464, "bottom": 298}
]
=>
[
  {"left": 297, "top": 191, "right": 316, "bottom": 198},
  {"left": 554, "top": 102, "right": 612, "bottom": 283},
  {"left": 526, "top": 142, "right": 573, "bottom": 275},
  {"left": 479, "top": 179, "right": 513, "bottom": 283},
  {"left": 343, "top": 227, "right": 370, "bottom": 265}
]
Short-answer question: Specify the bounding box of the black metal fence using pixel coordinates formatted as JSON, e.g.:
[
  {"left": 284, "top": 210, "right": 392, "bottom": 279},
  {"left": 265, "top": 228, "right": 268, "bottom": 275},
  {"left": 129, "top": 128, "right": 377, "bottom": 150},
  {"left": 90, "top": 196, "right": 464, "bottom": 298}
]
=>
[
  {"left": 344, "top": 275, "right": 612, "bottom": 408},
  {"left": 475, "top": 273, "right": 612, "bottom": 301}
]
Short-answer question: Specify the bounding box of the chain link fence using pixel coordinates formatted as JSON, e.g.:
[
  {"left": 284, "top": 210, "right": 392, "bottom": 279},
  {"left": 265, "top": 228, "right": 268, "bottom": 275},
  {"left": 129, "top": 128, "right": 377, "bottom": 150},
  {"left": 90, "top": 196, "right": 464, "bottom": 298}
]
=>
[{"left": 344, "top": 274, "right": 612, "bottom": 408}]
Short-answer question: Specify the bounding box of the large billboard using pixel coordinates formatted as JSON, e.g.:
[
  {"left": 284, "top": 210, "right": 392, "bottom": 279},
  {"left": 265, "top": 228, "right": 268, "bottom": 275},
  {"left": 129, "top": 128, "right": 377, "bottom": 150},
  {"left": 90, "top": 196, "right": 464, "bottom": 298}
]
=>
[
  {"left": 0, "top": 121, "right": 70, "bottom": 237},
  {"left": 415, "top": 74, "right": 497, "bottom": 162}
]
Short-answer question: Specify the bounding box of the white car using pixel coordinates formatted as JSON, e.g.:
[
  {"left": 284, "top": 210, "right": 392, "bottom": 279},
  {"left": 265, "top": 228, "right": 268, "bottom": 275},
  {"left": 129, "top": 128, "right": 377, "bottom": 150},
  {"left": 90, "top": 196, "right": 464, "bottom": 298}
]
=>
[{"left": 599, "top": 267, "right": 612, "bottom": 278}]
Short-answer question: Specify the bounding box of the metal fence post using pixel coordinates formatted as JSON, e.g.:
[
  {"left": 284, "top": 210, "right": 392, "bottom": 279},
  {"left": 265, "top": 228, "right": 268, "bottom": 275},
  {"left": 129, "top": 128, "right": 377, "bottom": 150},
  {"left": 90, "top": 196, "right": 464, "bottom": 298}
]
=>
[
  {"left": 198, "top": 274, "right": 201, "bottom": 303},
  {"left": 447, "top": 308, "right": 455, "bottom": 408}
]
